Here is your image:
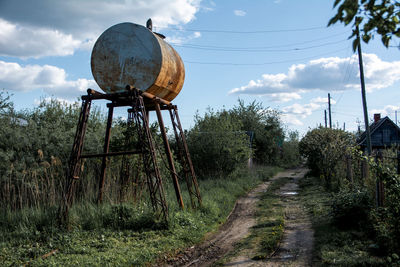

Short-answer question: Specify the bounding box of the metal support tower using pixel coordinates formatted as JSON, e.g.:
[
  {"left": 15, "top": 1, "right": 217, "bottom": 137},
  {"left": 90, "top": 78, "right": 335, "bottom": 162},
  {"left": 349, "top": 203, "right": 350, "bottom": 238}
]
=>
[
  {"left": 169, "top": 106, "right": 202, "bottom": 208},
  {"left": 61, "top": 96, "right": 92, "bottom": 223},
  {"left": 61, "top": 87, "right": 200, "bottom": 224}
]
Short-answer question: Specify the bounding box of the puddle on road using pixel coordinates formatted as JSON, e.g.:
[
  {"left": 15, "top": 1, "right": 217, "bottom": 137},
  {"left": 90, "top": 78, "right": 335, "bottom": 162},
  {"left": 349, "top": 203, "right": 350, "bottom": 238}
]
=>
[
  {"left": 281, "top": 254, "right": 295, "bottom": 260},
  {"left": 282, "top": 192, "right": 298, "bottom": 195}
]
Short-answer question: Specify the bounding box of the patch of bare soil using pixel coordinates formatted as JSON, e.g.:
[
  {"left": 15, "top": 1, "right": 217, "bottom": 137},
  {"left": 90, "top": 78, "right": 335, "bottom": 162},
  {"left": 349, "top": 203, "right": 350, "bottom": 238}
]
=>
[
  {"left": 161, "top": 169, "right": 297, "bottom": 267},
  {"left": 225, "top": 168, "right": 313, "bottom": 267}
]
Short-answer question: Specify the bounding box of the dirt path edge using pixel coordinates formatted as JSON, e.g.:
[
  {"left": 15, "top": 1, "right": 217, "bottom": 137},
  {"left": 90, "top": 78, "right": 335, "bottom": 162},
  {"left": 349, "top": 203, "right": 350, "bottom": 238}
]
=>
[{"left": 158, "top": 169, "right": 299, "bottom": 267}]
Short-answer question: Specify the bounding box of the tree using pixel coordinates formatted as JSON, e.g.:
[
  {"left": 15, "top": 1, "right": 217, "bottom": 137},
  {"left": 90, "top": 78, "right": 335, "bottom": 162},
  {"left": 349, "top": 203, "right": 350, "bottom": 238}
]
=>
[
  {"left": 299, "top": 127, "right": 354, "bottom": 190},
  {"left": 229, "top": 100, "right": 284, "bottom": 165},
  {"left": 186, "top": 108, "right": 251, "bottom": 177},
  {"left": 281, "top": 130, "right": 301, "bottom": 168},
  {"left": 328, "top": 0, "right": 400, "bottom": 48}
]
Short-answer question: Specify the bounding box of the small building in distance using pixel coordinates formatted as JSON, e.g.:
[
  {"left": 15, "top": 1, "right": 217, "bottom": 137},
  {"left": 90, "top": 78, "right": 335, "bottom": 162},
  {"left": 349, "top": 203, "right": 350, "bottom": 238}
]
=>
[{"left": 358, "top": 113, "right": 400, "bottom": 151}]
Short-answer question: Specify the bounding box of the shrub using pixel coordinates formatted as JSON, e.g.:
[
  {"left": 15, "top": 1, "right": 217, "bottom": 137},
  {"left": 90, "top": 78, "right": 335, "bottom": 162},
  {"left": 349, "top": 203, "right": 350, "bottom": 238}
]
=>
[
  {"left": 331, "top": 188, "right": 373, "bottom": 229},
  {"left": 101, "top": 204, "right": 160, "bottom": 230},
  {"left": 369, "top": 166, "right": 400, "bottom": 254},
  {"left": 280, "top": 130, "right": 301, "bottom": 168},
  {"left": 229, "top": 100, "right": 284, "bottom": 165},
  {"left": 186, "top": 108, "right": 250, "bottom": 177},
  {"left": 299, "top": 127, "right": 354, "bottom": 190}
]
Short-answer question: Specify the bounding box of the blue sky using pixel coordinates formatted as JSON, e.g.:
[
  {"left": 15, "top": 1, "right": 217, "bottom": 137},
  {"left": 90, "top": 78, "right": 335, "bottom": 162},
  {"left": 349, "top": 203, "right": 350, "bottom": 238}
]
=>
[{"left": 1, "top": 0, "right": 400, "bottom": 136}]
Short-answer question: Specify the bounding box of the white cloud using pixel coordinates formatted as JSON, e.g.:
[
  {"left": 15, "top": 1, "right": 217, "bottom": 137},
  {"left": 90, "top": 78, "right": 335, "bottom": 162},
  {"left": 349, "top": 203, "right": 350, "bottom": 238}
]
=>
[
  {"left": 281, "top": 113, "right": 303, "bottom": 126},
  {"left": 230, "top": 54, "right": 400, "bottom": 102},
  {"left": 280, "top": 101, "right": 324, "bottom": 126},
  {"left": 200, "top": 0, "right": 216, "bottom": 11},
  {"left": 370, "top": 105, "right": 400, "bottom": 118},
  {"left": 231, "top": 73, "right": 288, "bottom": 95},
  {"left": 166, "top": 31, "right": 202, "bottom": 45},
  {"left": 269, "top": 93, "right": 301, "bottom": 102},
  {"left": 0, "top": 60, "right": 99, "bottom": 98},
  {"left": 310, "top": 97, "right": 336, "bottom": 105},
  {"left": 0, "top": 0, "right": 202, "bottom": 58},
  {"left": 0, "top": 18, "right": 82, "bottom": 58},
  {"left": 234, "top": 10, "right": 246, "bottom": 16},
  {"left": 282, "top": 103, "right": 321, "bottom": 116}
]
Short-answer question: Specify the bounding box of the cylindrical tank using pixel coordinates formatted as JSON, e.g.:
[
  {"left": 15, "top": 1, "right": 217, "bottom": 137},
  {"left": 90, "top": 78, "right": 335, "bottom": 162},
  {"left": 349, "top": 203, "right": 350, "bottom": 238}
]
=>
[{"left": 91, "top": 22, "right": 185, "bottom": 102}]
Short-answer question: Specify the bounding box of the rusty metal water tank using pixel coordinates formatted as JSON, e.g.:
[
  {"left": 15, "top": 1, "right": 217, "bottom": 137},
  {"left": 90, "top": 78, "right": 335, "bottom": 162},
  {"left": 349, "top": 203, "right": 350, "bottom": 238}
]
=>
[{"left": 91, "top": 22, "right": 185, "bottom": 102}]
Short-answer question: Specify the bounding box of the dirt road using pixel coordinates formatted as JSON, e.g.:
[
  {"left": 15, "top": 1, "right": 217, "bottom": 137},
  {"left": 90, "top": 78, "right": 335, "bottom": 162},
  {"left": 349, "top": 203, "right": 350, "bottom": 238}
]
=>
[{"left": 163, "top": 168, "right": 312, "bottom": 267}]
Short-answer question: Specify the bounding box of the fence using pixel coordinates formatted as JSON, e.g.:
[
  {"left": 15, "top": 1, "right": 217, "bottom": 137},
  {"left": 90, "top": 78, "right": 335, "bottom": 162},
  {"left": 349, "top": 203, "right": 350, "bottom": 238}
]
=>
[{"left": 342, "top": 148, "right": 400, "bottom": 207}]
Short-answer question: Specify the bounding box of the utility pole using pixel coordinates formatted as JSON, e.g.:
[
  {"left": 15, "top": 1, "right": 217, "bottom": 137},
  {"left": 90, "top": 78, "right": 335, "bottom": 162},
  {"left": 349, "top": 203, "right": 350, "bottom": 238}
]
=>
[
  {"left": 356, "top": 24, "right": 372, "bottom": 155},
  {"left": 324, "top": 110, "right": 327, "bottom": 128},
  {"left": 328, "top": 93, "right": 332, "bottom": 128},
  {"left": 343, "top": 122, "right": 345, "bottom": 131}
]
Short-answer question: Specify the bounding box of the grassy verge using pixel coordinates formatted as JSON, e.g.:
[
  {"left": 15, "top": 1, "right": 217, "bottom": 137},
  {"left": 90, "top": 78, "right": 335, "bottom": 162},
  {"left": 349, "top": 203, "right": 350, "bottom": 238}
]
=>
[
  {"left": 220, "top": 175, "right": 290, "bottom": 263},
  {"left": 299, "top": 174, "right": 387, "bottom": 266},
  {"left": 0, "top": 165, "right": 280, "bottom": 266}
]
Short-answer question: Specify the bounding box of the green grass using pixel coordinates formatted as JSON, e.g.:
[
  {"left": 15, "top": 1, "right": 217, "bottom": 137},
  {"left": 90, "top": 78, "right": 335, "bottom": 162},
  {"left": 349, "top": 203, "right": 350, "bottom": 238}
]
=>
[
  {"left": 299, "top": 174, "right": 387, "bottom": 266},
  {"left": 219, "top": 175, "right": 290, "bottom": 264},
  {"left": 0, "top": 165, "right": 280, "bottom": 266}
]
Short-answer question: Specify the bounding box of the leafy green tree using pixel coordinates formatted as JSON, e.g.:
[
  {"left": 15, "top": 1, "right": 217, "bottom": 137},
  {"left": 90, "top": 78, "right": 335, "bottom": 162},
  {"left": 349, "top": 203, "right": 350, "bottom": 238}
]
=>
[
  {"left": 329, "top": 0, "right": 400, "bottom": 48},
  {"left": 281, "top": 130, "right": 301, "bottom": 168},
  {"left": 299, "top": 127, "right": 354, "bottom": 190},
  {"left": 186, "top": 108, "right": 251, "bottom": 177},
  {"left": 229, "top": 100, "right": 284, "bottom": 165}
]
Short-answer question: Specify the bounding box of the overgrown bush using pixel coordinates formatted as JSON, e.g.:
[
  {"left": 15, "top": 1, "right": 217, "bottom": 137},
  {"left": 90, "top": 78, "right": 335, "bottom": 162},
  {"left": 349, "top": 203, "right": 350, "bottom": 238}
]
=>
[
  {"left": 229, "top": 100, "right": 285, "bottom": 165},
  {"left": 331, "top": 188, "right": 373, "bottom": 229},
  {"left": 186, "top": 108, "right": 251, "bottom": 177},
  {"left": 369, "top": 165, "right": 400, "bottom": 254},
  {"left": 299, "top": 127, "right": 354, "bottom": 190},
  {"left": 186, "top": 100, "right": 289, "bottom": 177},
  {"left": 280, "top": 130, "right": 301, "bottom": 168}
]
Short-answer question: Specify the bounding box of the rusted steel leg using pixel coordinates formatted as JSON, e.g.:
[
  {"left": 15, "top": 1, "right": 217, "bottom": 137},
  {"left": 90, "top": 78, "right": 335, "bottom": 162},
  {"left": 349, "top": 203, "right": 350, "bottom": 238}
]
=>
[
  {"left": 98, "top": 105, "right": 114, "bottom": 204},
  {"left": 155, "top": 102, "right": 184, "bottom": 209},
  {"left": 61, "top": 97, "right": 92, "bottom": 224},
  {"left": 131, "top": 91, "right": 168, "bottom": 222},
  {"left": 169, "top": 106, "right": 202, "bottom": 208}
]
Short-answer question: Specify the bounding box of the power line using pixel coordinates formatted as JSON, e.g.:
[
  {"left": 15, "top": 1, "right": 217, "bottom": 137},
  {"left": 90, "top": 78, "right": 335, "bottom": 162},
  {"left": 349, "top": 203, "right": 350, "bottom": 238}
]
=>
[
  {"left": 169, "top": 31, "right": 349, "bottom": 49},
  {"left": 184, "top": 47, "right": 348, "bottom": 66},
  {"left": 174, "top": 39, "right": 347, "bottom": 52},
  {"left": 332, "top": 111, "right": 360, "bottom": 117},
  {"left": 157, "top": 25, "right": 327, "bottom": 34}
]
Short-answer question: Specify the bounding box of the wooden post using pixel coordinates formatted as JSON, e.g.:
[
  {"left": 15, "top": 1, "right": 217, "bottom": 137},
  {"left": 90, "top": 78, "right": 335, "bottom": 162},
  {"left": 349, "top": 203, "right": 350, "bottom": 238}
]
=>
[
  {"left": 356, "top": 24, "right": 372, "bottom": 155},
  {"left": 361, "top": 156, "right": 369, "bottom": 181},
  {"left": 346, "top": 154, "right": 353, "bottom": 187},
  {"left": 328, "top": 93, "right": 332, "bottom": 129},
  {"left": 397, "top": 151, "right": 400, "bottom": 175},
  {"left": 375, "top": 151, "right": 384, "bottom": 207}
]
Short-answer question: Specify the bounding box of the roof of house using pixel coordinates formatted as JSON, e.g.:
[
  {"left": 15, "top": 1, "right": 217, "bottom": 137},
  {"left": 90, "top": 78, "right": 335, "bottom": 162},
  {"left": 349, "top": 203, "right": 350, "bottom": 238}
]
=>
[{"left": 357, "top": 116, "right": 400, "bottom": 146}]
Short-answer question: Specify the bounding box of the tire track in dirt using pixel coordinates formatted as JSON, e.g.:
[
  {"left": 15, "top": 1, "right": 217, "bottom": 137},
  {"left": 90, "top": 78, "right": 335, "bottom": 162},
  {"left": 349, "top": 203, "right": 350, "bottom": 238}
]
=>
[
  {"left": 161, "top": 169, "right": 299, "bottom": 267},
  {"left": 225, "top": 168, "right": 312, "bottom": 267}
]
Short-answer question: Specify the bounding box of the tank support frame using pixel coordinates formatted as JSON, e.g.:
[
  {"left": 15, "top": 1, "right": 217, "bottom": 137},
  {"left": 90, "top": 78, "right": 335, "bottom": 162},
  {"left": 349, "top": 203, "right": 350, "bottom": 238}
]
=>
[{"left": 61, "top": 87, "right": 201, "bottom": 224}]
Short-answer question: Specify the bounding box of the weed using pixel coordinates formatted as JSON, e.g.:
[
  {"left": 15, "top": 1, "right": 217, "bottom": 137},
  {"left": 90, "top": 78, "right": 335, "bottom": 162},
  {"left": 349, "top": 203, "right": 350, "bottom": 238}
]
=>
[
  {"left": 299, "top": 175, "right": 387, "bottom": 266},
  {"left": 220, "top": 176, "right": 289, "bottom": 263},
  {"left": 0, "top": 165, "right": 280, "bottom": 266}
]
